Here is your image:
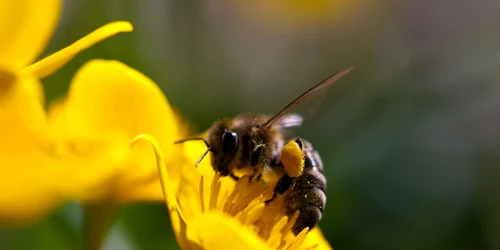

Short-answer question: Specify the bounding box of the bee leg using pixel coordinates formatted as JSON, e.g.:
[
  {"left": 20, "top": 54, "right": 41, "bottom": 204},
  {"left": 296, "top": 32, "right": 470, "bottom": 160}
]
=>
[
  {"left": 294, "top": 137, "right": 303, "bottom": 150},
  {"left": 265, "top": 192, "right": 278, "bottom": 206},
  {"left": 250, "top": 172, "right": 263, "bottom": 182},
  {"left": 250, "top": 144, "right": 265, "bottom": 166},
  {"left": 264, "top": 174, "right": 294, "bottom": 205},
  {"left": 229, "top": 173, "right": 239, "bottom": 181}
]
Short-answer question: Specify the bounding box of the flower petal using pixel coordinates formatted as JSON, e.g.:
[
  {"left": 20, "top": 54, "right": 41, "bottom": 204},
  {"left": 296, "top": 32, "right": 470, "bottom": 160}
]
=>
[
  {"left": 0, "top": 71, "right": 47, "bottom": 139},
  {"left": 301, "top": 227, "right": 333, "bottom": 250},
  {"left": 48, "top": 60, "right": 184, "bottom": 202},
  {"left": 0, "top": 69, "right": 58, "bottom": 224},
  {"left": 130, "top": 133, "right": 188, "bottom": 243},
  {"left": 186, "top": 212, "right": 273, "bottom": 250},
  {"left": 23, "top": 21, "right": 133, "bottom": 78},
  {"left": 0, "top": 0, "right": 61, "bottom": 69},
  {"left": 51, "top": 59, "right": 178, "bottom": 154},
  {"left": 0, "top": 68, "right": 132, "bottom": 224},
  {"left": 53, "top": 134, "right": 131, "bottom": 202},
  {"left": 114, "top": 177, "right": 164, "bottom": 203},
  {"left": 0, "top": 170, "right": 60, "bottom": 225}
]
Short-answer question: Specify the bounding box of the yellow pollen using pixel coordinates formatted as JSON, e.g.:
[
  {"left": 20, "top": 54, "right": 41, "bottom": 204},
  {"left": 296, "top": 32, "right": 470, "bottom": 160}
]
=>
[{"left": 281, "top": 140, "right": 305, "bottom": 178}]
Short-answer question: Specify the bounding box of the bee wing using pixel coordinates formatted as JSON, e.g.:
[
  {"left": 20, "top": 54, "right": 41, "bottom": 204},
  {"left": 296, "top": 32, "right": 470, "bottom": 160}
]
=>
[
  {"left": 263, "top": 66, "right": 353, "bottom": 129},
  {"left": 273, "top": 114, "right": 303, "bottom": 128}
]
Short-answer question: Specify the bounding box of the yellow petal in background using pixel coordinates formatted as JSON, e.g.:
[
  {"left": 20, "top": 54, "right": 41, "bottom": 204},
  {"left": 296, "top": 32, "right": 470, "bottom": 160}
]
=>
[
  {"left": 130, "top": 134, "right": 177, "bottom": 208},
  {"left": 23, "top": 21, "right": 133, "bottom": 79},
  {"left": 0, "top": 68, "right": 131, "bottom": 224},
  {"left": 114, "top": 175, "right": 164, "bottom": 202},
  {"left": 0, "top": 135, "right": 130, "bottom": 225},
  {"left": 0, "top": 0, "right": 61, "bottom": 69},
  {"left": 0, "top": 168, "right": 60, "bottom": 225},
  {"left": 50, "top": 59, "right": 177, "bottom": 151},
  {"left": 52, "top": 134, "right": 131, "bottom": 202},
  {"left": 186, "top": 212, "right": 273, "bottom": 250},
  {"left": 0, "top": 71, "right": 47, "bottom": 141},
  {"left": 0, "top": 69, "right": 57, "bottom": 224},
  {"left": 48, "top": 59, "right": 182, "bottom": 202}
]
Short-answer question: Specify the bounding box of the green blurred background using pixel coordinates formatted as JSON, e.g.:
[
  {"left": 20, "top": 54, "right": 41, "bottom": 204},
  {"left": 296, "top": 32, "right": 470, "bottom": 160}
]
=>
[{"left": 2, "top": 0, "right": 500, "bottom": 249}]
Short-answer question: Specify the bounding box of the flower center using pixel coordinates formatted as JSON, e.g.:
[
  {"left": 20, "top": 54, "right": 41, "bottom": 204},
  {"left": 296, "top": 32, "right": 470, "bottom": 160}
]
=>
[
  {"left": 197, "top": 172, "right": 312, "bottom": 249},
  {"left": 131, "top": 134, "right": 316, "bottom": 250}
]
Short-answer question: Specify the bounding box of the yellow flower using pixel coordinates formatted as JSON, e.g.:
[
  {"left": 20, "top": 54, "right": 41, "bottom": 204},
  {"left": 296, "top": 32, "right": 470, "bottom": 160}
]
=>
[
  {"left": 41, "top": 53, "right": 332, "bottom": 248},
  {"left": 0, "top": 0, "right": 133, "bottom": 224},
  {"left": 132, "top": 134, "right": 333, "bottom": 249},
  {"left": 48, "top": 59, "right": 186, "bottom": 204}
]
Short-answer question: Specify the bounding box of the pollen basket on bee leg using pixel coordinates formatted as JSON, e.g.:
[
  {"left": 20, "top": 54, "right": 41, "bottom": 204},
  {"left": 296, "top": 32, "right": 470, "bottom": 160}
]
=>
[{"left": 280, "top": 140, "right": 304, "bottom": 178}]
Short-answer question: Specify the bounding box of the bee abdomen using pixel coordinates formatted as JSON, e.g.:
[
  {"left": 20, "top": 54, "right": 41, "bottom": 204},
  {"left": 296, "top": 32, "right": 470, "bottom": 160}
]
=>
[
  {"left": 284, "top": 170, "right": 326, "bottom": 235},
  {"left": 284, "top": 187, "right": 326, "bottom": 235},
  {"left": 294, "top": 170, "right": 326, "bottom": 192}
]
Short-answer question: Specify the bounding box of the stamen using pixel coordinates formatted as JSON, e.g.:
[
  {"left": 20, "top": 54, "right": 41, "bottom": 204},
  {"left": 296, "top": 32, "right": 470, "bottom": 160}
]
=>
[
  {"left": 214, "top": 180, "right": 222, "bottom": 211},
  {"left": 209, "top": 172, "right": 221, "bottom": 210},
  {"left": 232, "top": 192, "right": 261, "bottom": 214},
  {"left": 281, "top": 210, "right": 300, "bottom": 241},
  {"left": 242, "top": 202, "right": 265, "bottom": 226},
  {"left": 267, "top": 216, "right": 289, "bottom": 248},
  {"left": 223, "top": 176, "right": 248, "bottom": 212},
  {"left": 223, "top": 185, "right": 239, "bottom": 212},
  {"left": 286, "top": 227, "right": 309, "bottom": 250},
  {"left": 228, "top": 177, "right": 251, "bottom": 214},
  {"left": 278, "top": 239, "right": 287, "bottom": 250},
  {"left": 234, "top": 197, "right": 263, "bottom": 223},
  {"left": 259, "top": 211, "right": 274, "bottom": 240},
  {"left": 199, "top": 176, "right": 205, "bottom": 213}
]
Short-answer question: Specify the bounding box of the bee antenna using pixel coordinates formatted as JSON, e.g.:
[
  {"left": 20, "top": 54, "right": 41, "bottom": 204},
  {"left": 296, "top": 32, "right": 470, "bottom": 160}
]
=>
[
  {"left": 174, "top": 137, "right": 211, "bottom": 149},
  {"left": 195, "top": 148, "right": 211, "bottom": 167},
  {"left": 174, "top": 137, "right": 212, "bottom": 167}
]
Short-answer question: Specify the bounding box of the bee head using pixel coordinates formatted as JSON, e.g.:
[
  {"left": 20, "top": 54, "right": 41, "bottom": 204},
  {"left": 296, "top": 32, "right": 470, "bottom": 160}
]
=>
[{"left": 207, "top": 121, "right": 239, "bottom": 176}]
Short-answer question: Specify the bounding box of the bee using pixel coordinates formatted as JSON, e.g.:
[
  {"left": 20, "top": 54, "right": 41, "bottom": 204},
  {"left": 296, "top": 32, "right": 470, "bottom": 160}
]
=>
[
  {"left": 264, "top": 138, "right": 326, "bottom": 235},
  {"left": 175, "top": 66, "right": 353, "bottom": 181}
]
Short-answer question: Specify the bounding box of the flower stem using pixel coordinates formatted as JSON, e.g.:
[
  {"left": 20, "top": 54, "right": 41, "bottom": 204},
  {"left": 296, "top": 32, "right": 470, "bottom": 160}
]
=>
[{"left": 83, "top": 203, "right": 119, "bottom": 250}]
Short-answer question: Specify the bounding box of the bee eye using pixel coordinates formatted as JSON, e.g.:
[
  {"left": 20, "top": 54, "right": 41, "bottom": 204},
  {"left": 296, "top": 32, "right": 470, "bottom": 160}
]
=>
[{"left": 222, "top": 131, "right": 238, "bottom": 153}]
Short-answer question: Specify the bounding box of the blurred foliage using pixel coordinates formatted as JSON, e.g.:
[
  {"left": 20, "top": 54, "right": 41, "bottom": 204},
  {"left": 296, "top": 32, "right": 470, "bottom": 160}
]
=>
[{"left": 2, "top": 0, "right": 500, "bottom": 249}]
